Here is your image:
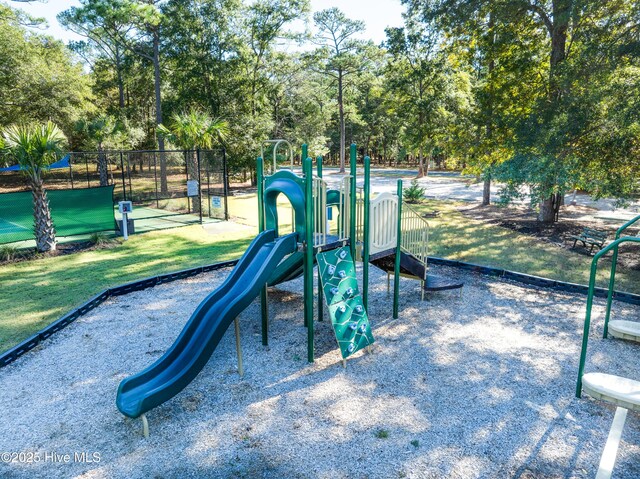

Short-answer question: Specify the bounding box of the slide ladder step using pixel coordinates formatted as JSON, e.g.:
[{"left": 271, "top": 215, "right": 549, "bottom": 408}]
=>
[
  {"left": 582, "top": 373, "right": 640, "bottom": 412},
  {"left": 608, "top": 320, "right": 640, "bottom": 343}
]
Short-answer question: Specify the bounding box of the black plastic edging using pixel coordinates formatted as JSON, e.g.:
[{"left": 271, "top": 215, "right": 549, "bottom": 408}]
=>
[
  {"left": 428, "top": 256, "right": 640, "bottom": 306},
  {"left": 4, "top": 255, "right": 639, "bottom": 369},
  {"left": 0, "top": 259, "right": 239, "bottom": 369}
]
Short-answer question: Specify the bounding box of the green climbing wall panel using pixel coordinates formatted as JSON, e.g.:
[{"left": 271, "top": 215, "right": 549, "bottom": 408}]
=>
[{"left": 316, "top": 246, "right": 375, "bottom": 359}]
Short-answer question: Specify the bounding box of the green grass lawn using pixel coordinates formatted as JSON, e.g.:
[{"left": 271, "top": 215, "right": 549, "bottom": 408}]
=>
[
  {"left": 411, "top": 200, "right": 640, "bottom": 294},
  {"left": 2, "top": 197, "right": 639, "bottom": 355},
  {"left": 0, "top": 225, "right": 254, "bottom": 353}
]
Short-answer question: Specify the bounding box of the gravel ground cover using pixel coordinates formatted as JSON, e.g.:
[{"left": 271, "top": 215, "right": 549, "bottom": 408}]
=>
[{"left": 1, "top": 264, "right": 639, "bottom": 479}]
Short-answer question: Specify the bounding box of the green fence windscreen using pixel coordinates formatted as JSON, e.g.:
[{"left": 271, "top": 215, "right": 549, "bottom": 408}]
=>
[{"left": 0, "top": 186, "right": 115, "bottom": 244}]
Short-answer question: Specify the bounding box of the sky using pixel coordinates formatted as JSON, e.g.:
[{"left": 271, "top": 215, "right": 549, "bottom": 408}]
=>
[{"left": 14, "top": 0, "right": 406, "bottom": 45}]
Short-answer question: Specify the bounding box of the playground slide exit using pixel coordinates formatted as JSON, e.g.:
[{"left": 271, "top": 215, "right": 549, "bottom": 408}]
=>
[{"left": 116, "top": 229, "right": 298, "bottom": 419}]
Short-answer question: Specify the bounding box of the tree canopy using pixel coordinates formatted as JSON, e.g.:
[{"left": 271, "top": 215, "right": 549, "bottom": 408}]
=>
[{"left": 0, "top": 0, "right": 637, "bottom": 222}]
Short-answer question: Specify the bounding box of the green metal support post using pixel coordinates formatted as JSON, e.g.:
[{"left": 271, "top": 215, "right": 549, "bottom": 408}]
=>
[
  {"left": 317, "top": 155, "right": 324, "bottom": 322},
  {"left": 576, "top": 236, "right": 640, "bottom": 397},
  {"left": 257, "top": 157, "right": 269, "bottom": 345},
  {"left": 362, "top": 156, "right": 371, "bottom": 310},
  {"left": 303, "top": 156, "right": 315, "bottom": 362},
  {"left": 393, "top": 179, "right": 403, "bottom": 319},
  {"left": 604, "top": 245, "right": 620, "bottom": 339},
  {"left": 603, "top": 214, "right": 640, "bottom": 337},
  {"left": 302, "top": 144, "right": 309, "bottom": 327},
  {"left": 349, "top": 144, "right": 357, "bottom": 260}
]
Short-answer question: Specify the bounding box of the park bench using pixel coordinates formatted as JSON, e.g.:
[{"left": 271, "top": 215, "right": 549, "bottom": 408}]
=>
[{"left": 569, "top": 227, "right": 608, "bottom": 254}]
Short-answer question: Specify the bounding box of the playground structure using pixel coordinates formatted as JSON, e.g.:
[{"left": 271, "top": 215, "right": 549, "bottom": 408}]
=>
[
  {"left": 576, "top": 214, "right": 640, "bottom": 478},
  {"left": 116, "top": 141, "right": 462, "bottom": 436}
]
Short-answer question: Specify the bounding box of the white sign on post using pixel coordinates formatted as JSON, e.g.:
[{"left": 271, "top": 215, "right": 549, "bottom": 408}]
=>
[
  {"left": 211, "top": 196, "right": 222, "bottom": 209},
  {"left": 187, "top": 180, "right": 199, "bottom": 197}
]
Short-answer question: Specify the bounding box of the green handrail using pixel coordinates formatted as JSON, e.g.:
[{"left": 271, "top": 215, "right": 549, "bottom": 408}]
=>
[
  {"left": 257, "top": 157, "right": 269, "bottom": 345},
  {"left": 362, "top": 156, "right": 371, "bottom": 310},
  {"left": 303, "top": 156, "right": 314, "bottom": 362},
  {"left": 576, "top": 235, "right": 640, "bottom": 397},
  {"left": 317, "top": 155, "right": 323, "bottom": 322},
  {"left": 603, "top": 214, "right": 640, "bottom": 336},
  {"left": 349, "top": 144, "right": 357, "bottom": 260}
]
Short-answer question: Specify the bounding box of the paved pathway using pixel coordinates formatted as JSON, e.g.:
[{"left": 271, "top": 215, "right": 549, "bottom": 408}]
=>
[{"left": 306, "top": 167, "right": 640, "bottom": 223}]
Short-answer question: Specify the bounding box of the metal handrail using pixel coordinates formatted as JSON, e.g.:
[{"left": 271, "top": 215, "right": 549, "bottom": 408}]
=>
[
  {"left": 615, "top": 213, "right": 640, "bottom": 239},
  {"left": 261, "top": 139, "right": 294, "bottom": 173},
  {"left": 600, "top": 213, "right": 640, "bottom": 342},
  {"left": 400, "top": 203, "right": 430, "bottom": 269},
  {"left": 576, "top": 236, "right": 640, "bottom": 397}
]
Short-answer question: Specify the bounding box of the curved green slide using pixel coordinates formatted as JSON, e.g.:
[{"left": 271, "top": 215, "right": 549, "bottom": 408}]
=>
[
  {"left": 268, "top": 251, "right": 304, "bottom": 286},
  {"left": 116, "top": 229, "right": 298, "bottom": 418}
]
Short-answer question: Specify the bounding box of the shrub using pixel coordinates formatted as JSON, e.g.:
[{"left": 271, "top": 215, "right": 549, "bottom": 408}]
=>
[
  {"left": 89, "top": 232, "right": 116, "bottom": 247},
  {"left": 0, "top": 245, "right": 18, "bottom": 262},
  {"left": 404, "top": 179, "right": 426, "bottom": 204}
]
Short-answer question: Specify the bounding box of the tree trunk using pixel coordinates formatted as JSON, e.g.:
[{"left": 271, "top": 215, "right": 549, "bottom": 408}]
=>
[
  {"left": 416, "top": 148, "right": 425, "bottom": 178},
  {"left": 482, "top": 176, "right": 491, "bottom": 206},
  {"left": 338, "top": 69, "right": 346, "bottom": 173},
  {"left": 483, "top": 8, "right": 495, "bottom": 208},
  {"left": 190, "top": 150, "right": 200, "bottom": 214},
  {"left": 538, "top": 0, "right": 569, "bottom": 223},
  {"left": 31, "top": 177, "right": 56, "bottom": 252},
  {"left": 98, "top": 144, "right": 108, "bottom": 187},
  {"left": 116, "top": 45, "right": 125, "bottom": 110},
  {"left": 538, "top": 196, "right": 556, "bottom": 223},
  {"left": 152, "top": 27, "right": 168, "bottom": 194}
]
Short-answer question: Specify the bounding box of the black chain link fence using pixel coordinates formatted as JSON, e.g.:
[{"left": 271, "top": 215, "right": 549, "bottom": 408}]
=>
[{"left": 0, "top": 149, "right": 229, "bottom": 243}]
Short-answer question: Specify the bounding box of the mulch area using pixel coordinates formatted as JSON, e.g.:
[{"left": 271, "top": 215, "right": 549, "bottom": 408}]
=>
[{"left": 458, "top": 203, "right": 640, "bottom": 270}]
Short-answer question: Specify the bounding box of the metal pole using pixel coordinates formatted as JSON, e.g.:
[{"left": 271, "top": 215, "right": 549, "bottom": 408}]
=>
[
  {"left": 349, "top": 144, "right": 357, "bottom": 259},
  {"left": 153, "top": 151, "right": 159, "bottom": 208},
  {"left": 363, "top": 156, "right": 371, "bottom": 310},
  {"left": 222, "top": 148, "right": 230, "bottom": 221},
  {"left": 197, "top": 149, "right": 203, "bottom": 224},
  {"left": 317, "top": 155, "right": 324, "bottom": 322},
  {"left": 302, "top": 143, "right": 309, "bottom": 327},
  {"left": 85, "top": 155, "right": 90, "bottom": 188},
  {"left": 206, "top": 157, "right": 212, "bottom": 219},
  {"left": 576, "top": 254, "right": 600, "bottom": 397},
  {"left": 575, "top": 237, "right": 640, "bottom": 397},
  {"left": 257, "top": 157, "right": 269, "bottom": 346},
  {"left": 603, "top": 246, "right": 619, "bottom": 338},
  {"left": 127, "top": 152, "right": 133, "bottom": 201},
  {"left": 234, "top": 317, "right": 244, "bottom": 377},
  {"left": 69, "top": 162, "right": 74, "bottom": 189},
  {"left": 120, "top": 152, "right": 127, "bottom": 201},
  {"left": 184, "top": 150, "right": 190, "bottom": 213},
  {"left": 304, "top": 156, "right": 315, "bottom": 362},
  {"left": 393, "top": 179, "right": 403, "bottom": 319}
]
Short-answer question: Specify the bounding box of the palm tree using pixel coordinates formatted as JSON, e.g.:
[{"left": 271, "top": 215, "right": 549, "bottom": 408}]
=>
[
  {"left": 75, "top": 116, "right": 119, "bottom": 187},
  {"left": 3, "top": 122, "right": 67, "bottom": 252},
  {"left": 158, "top": 109, "right": 228, "bottom": 213}
]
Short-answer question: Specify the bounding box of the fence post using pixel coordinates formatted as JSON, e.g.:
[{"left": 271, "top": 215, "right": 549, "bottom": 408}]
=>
[
  {"left": 153, "top": 151, "right": 159, "bottom": 208},
  {"left": 184, "top": 150, "right": 190, "bottom": 213},
  {"left": 197, "top": 149, "right": 203, "bottom": 224},
  {"left": 127, "top": 152, "right": 133, "bottom": 202},
  {"left": 222, "top": 147, "right": 229, "bottom": 221},
  {"left": 119, "top": 151, "right": 126, "bottom": 201},
  {"left": 68, "top": 155, "right": 74, "bottom": 189},
  {"left": 85, "top": 155, "right": 90, "bottom": 188}
]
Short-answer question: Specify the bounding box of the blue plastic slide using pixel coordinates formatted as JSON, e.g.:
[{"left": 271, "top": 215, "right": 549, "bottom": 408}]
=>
[{"left": 116, "top": 229, "right": 297, "bottom": 418}]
